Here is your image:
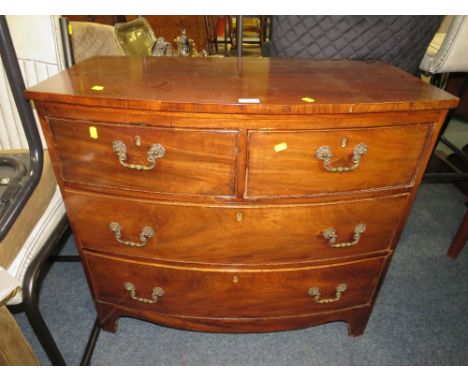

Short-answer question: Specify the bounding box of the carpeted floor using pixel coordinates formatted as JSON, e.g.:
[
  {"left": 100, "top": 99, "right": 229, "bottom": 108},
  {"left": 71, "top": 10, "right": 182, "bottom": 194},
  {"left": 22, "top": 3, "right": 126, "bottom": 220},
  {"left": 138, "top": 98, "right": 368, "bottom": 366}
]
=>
[{"left": 10, "top": 182, "right": 468, "bottom": 365}]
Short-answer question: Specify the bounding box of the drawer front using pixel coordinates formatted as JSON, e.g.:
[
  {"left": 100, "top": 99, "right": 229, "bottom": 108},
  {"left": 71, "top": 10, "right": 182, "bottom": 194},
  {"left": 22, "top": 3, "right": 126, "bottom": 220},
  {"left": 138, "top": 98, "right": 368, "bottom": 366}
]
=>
[
  {"left": 247, "top": 124, "right": 431, "bottom": 197},
  {"left": 66, "top": 190, "right": 407, "bottom": 264},
  {"left": 48, "top": 118, "right": 238, "bottom": 196},
  {"left": 86, "top": 251, "right": 385, "bottom": 318}
]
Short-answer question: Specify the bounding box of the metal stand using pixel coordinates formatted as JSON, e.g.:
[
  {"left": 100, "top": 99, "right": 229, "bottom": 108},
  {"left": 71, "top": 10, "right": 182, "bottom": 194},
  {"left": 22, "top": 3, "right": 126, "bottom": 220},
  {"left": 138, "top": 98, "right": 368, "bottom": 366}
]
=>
[
  {"left": 58, "top": 17, "right": 74, "bottom": 68},
  {"left": 22, "top": 214, "right": 70, "bottom": 365},
  {"left": 80, "top": 318, "right": 101, "bottom": 366},
  {"left": 237, "top": 15, "right": 243, "bottom": 58}
]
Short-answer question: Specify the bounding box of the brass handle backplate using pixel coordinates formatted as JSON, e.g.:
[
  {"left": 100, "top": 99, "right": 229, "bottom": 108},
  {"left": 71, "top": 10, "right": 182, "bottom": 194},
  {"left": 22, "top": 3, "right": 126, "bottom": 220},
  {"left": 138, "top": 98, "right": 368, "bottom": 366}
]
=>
[
  {"left": 109, "top": 222, "right": 155, "bottom": 247},
  {"left": 112, "top": 140, "right": 165, "bottom": 171},
  {"left": 308, "top": 283, "right": 348, "bottom": 304},
  {"left": 124, "top": 282, "right": 164, "bottom": 304},
  {"left": 316, "top": 143, "right": 367, "bottom": 172},
  {"left": 322, "top": 224, "right": 366, "bottom": 248}
]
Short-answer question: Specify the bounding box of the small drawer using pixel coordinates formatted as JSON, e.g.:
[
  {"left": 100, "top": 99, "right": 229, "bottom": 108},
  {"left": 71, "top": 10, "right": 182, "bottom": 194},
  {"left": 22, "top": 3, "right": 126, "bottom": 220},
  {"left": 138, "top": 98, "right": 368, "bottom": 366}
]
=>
[
  {"left": 85, "top": 251, "right": 385, "bottom": 318},
  {"left": 246, "top": 124, "right": 431, "bottom": 197},
  {"left": 48, "top": 118, "right": 238, "bottom": 196},
  {"left": 66, "top": 189, "right": 407, "bottom": 265}
]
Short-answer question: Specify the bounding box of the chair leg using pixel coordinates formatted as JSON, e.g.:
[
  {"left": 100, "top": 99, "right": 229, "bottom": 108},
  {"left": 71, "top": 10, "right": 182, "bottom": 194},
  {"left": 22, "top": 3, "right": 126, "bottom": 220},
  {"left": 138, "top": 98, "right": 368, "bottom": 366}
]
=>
[
  {"left": 22, "top": 215, "right": 70, "bottom": 365},
  {"left": 80, "top": 317, "right": 101, "bottom": 366},
  {"left": 448, "top": 208, "right": 468, "bottom": 259}
]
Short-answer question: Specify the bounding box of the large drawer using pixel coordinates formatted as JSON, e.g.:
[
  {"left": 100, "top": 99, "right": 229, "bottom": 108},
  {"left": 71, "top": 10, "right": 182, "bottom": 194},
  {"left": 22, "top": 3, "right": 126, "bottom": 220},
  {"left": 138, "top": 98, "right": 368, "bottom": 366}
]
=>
[
  {"left": 48, "top": 118, "right": 238, "bottom": 196},
  {"left": 66, "top": 190, "right": 407, "bottom": 265},
  {"left": 85, "top": 251, "right": 385, "bottom": 318},
  {"left": 246, "top": 124, "right": 431, "bottom": 197}
]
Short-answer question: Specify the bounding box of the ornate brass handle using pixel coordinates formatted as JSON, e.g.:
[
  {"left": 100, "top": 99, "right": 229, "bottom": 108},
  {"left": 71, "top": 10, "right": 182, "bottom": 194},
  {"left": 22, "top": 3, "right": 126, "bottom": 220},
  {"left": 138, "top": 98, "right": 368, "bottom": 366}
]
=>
[
  {"left": 315, "top": 143, "right": 367, "bottom": 172},
  {"left": 308, "top": 283, "right": 348, "bottom": 304},
  {"left": 322, "top": 224, "right": 366, "bottom": 248},
  {"left": 109, "top": 222, "right": 155, "bottom": 247},
  {"left": 112, "top": 140, "right": 166, "bottom": 171},
  {"left": 124, "top": 282, "right": 164, "bottom": 304}
]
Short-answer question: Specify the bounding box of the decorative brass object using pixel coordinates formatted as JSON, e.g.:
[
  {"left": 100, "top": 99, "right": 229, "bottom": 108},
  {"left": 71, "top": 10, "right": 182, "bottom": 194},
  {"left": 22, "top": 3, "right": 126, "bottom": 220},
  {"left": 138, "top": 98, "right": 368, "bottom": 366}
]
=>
[
  {"left": 236, "top": 212, "right": 243, "bottom": 222},
  {"left": 315, "top": 143, "right": 367, "bottom": 172},
  {"left": 112, "top": 140, "right": 165, "bottom": 171},
  {"left": 174, "top": 29, "right": 194, "bottom": 57},
  {"left": 152, "top": 36, "right": 173, "bottom": 56},
  {"left": 109, "top": 222, "right": 155, "bottom": 247},
  {"left": 322, "top": 224, "right": 366, "bottom": 248},
  {"left": 124, "top": 282, "right": 164, "bottom": 304},
  {"left": 308, "top": 283, "right": 348, "bottom": 304}
]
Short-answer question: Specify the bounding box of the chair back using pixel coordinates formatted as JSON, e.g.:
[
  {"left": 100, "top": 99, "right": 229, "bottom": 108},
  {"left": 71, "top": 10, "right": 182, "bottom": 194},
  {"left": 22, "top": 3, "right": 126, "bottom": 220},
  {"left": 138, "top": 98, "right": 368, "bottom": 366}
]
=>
[
  {"left": 70, "top": 21, "right": 124, "bottom": 64},
  {"left": 265, "top": 16, "right": 442, "bottom": 75},
  {"left": 420, "top": 16, "right": 468, "bottom": 74}
]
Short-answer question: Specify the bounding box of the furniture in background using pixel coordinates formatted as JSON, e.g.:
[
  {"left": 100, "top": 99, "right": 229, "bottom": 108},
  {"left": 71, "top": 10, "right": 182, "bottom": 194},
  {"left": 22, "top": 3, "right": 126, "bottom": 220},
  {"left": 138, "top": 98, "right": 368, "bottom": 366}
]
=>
[
  {"left": 263, "top": 15, "right": 442, "bottom": 75},
  {"left": 420, "top": 16, "right": 468, "bottom": 183},
  {"left": 0, "top": 15, "right": 69, "bottom": 365},
  {"left": 65, "top": 15, "right": 270, "bottom": 58},
  {"left": 129, "top": 16, "right": 208, "bottom": 54},
  {"left": 418, "top": 16, "right": 468, "bottom": 258},
  {"left": 69, "top": 21, "right": 124, "bottom": 64},
  {"left": 26, "top": 56, "right": 457, "bottom": 363},
  {"left": 203, "top": 16, "right": 219, "bottom": 55},
  {"left": 65, "top": 15, "right": 210, "bottom": 56},
  {"left": 445, "top": 73, "right": 468, "bottom": 120},
  {"left": 218, "top": 16, "right": 271, "bottom": 55}
]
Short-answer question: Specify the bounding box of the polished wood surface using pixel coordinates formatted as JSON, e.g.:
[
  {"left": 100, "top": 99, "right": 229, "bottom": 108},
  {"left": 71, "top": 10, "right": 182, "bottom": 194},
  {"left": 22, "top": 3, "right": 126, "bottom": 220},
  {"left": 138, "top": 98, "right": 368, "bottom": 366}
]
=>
[
  {"left": 95, "top": 300, "right": 373, "bottom": 335},
  {"left": 26, "top": 56, "right": 458, "bottom": 336},
  {"left": 49, "top": 118, "right": 238, "bottom": 196},
  {"left": 66, "top": 190, "right": 406, "bottom": 265},
  {"left": 86, "top": 251, "right": 384, "bottom": 318},
  {"left": 26, "top": 57, "right": 458, "bottom": 114},
  {"left": 247, "top": 124, "right": 431, "bottom": 197}
]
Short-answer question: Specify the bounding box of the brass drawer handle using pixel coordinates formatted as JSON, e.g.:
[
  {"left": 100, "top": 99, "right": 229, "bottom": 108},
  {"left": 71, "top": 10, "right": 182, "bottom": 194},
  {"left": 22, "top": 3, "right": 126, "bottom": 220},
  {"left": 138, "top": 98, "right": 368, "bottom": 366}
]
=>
[
  {"left": 109, "top": 222, "right": 155, "bottom": 247},
  {"left": 316, "top": 143, "right": 367, "bottom": 172},
  {"left": 112, "top": 140, "right": 166, "bottom": 171},
  {"left": 308, "top": 283, "right": 348, "bottom": 304},
  {"left": 124, "top": 282, "right": 164, "bottom": 304},
  {"left": 322, "top": 224, "right": 366, "bottom": 248}
]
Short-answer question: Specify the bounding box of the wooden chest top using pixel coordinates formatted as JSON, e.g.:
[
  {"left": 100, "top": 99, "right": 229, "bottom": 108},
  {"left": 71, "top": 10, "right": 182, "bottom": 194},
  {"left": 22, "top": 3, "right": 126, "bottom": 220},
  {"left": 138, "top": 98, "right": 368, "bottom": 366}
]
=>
[{"left": 25, "top": 56, "right": 458, "bottom": 114}]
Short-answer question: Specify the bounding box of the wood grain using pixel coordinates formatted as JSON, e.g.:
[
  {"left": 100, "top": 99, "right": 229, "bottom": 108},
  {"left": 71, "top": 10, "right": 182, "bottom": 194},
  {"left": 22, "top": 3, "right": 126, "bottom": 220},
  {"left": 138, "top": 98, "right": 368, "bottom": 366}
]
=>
[
  {"left": 86, "top": 251, "right": 385, "bottom": 319},
  {"left": 26, "top": 57, "right": 458, "bottom": 336},
  {"left": 65, "top": 189, "right": 407, "bottom": 265},
  {"left": 25, "top": 57, "right": 458, "bottom": 115},
  {"left": 94, "top": 300, "right": 373, "bottom": 334},
  {"left": 48, "top": 118, "right": 238, "bottom": 197},
  {"left": 247, "top": 123, "right": 432, "bottom": 197}
]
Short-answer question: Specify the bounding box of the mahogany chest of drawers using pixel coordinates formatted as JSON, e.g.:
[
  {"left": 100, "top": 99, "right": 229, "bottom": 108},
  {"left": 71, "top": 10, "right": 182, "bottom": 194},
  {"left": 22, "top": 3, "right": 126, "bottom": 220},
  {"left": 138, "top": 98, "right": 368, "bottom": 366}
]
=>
[{"left": 26, "top": 57, "right": 458, "bottom": 336}]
